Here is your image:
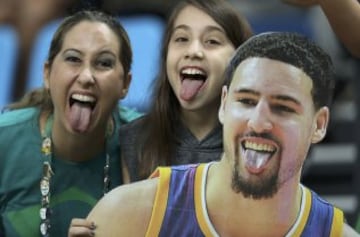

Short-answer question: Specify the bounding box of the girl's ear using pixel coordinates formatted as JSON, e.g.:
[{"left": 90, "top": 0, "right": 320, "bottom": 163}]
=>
[
  {"left": 218, "top": 86, "right": 228, "bottom": 125},
  {"left": 311, "top": 106, "right": 329, "bottom": 144}
]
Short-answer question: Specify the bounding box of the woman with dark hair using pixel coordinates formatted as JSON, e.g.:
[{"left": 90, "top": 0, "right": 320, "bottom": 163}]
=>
[{"left": 0, "top": 10, "right": 141, "bottom": 237}]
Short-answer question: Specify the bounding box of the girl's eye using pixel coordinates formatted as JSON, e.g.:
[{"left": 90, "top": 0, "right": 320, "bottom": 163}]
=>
[
  {"left": 205, "top": 39, "right": 220, "bottom": 45},
  {"left": 174, "top": 36, "right": 188, "bottom": 42}
]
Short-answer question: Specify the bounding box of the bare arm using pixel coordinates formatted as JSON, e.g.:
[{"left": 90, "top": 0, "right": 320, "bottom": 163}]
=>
[
  {"left": 86, "top": 178, "right": 158, "bottom": 237},
  {"left": 283, "top": 0, "right": 360, "bottom": 57},
  {"left": 67, "top": 161, "right": 135, "bottom": 237}
]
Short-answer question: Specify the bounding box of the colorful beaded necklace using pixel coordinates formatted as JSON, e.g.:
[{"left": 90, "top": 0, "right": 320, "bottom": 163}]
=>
[{"left": 39, "top": 115, "right": 111, "bottom": 236}]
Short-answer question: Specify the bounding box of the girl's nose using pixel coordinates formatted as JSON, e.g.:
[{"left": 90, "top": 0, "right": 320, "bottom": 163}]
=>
[{"left": 184, "top": 41, "right": 204, "bottom": 59}]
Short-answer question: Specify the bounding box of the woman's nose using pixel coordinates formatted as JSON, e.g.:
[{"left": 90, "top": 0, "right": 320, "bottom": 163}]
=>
[{"left": 77, "top": 66, "right": 95, "bottom": 85}]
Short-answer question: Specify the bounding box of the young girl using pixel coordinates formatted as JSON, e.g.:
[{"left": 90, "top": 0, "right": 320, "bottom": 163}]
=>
[{"left": 120, "top": 0, "right": 252, "bottom": 182}]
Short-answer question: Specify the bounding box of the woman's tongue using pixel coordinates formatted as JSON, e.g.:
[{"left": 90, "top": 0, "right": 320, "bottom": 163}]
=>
[
  {"left": 180, "top": 78, "right": 204, "bottom": 101},
  {"left": 69, "top": 102, "right": 92, "bottom": 133}
]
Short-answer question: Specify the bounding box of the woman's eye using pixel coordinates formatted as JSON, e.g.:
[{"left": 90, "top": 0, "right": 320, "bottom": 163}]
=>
[
  {"left": 97, "top": 59, "right": 114, "bottom": 68},
  {"left": 65, "top": 56, "right": 81, "bottom": 63}
]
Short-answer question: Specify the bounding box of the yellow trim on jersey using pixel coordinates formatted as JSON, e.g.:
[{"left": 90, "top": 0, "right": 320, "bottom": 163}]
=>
[
  {"left": 330, "top": 207, "right": 344, "bottom": 237},
  {"left": 290, "top": 187, "right": 312, "bottom": 237},
  {"left": 194, "top": 164, "right": 215, "bottom": 236},
  {"left": 145, "top": 167, "right": 171, "bottom": 237}
]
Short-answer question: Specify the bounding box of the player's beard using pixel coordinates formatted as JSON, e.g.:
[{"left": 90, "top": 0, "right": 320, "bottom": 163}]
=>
[{"left": 231, "top": 144, "right": 280, "bottom": 200}]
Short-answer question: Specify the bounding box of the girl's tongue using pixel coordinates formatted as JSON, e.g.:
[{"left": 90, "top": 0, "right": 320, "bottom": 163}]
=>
[
  {"left": 69, "top": 103, "right": 92, "bottom": 133},
  {"left": 180, "top": 78, "right": 205, "bottom": 101}
]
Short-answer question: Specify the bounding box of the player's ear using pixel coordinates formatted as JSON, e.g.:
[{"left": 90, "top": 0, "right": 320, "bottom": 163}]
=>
[{"left": 311, "top": 106, "right": 329, "bottom": 144}]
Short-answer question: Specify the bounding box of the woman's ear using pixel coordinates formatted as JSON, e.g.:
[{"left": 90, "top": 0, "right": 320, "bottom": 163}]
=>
[
  {"left": 311, "top": 106, "right": 329, "bottom": 144},
  {"left": 120, "top": 72, "right": 132, "bottom": 99},
  {"left": 218, "top": 86, "right": 228, "bottom": 125}
]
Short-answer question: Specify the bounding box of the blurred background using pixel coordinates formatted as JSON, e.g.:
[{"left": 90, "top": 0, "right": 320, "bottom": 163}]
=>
[{"left": 0, "top": 0, "right": 359, "bottom": 227}]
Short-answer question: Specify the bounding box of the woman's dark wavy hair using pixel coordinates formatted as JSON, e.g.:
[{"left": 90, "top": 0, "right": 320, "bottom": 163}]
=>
[
  {"left": 6, "top": 10, "right": 132, "bottom": 112},
  {"left": 224, "top": 32, "right": 335, "bottom": 110},
  {"left": 137, "top": 0, "right": 253, "bottom": 179}
]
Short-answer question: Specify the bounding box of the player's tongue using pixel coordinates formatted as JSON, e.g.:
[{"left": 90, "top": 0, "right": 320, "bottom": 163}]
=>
[
  {"left": 69, "top": 103, "right": 92, "bottom": 132},
  {"left": 180, "top": 79, "right": 204, "bottom": 101},
  {"left": 243, "top": 149, "right": 271, "bottom": 171}
]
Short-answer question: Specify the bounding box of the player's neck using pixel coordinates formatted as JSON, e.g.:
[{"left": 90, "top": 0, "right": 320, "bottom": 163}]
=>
[{"left": 207, "top": 162, "right": 302, "bottom": 236}]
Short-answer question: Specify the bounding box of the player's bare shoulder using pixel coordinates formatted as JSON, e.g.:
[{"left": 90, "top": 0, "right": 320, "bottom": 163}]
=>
[{"left": 87, "top": 178, "right": 159, "bottom": 237}]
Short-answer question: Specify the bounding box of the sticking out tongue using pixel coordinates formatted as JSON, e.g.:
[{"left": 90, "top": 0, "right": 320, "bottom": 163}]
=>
[
  {"left": 243, "top": 149, "right": 271, "bottom": 173},
  {"left": 69, "top": 103, "right": 92, "bottom": 133},
  {"left": 180, "top": 79, "right": 204, "bottom": 101}
]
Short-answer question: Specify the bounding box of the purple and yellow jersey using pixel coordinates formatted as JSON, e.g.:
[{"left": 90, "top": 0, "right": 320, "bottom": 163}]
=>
[{"left": 146, "top": 163, "right": 344, "bottom": 237}]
